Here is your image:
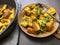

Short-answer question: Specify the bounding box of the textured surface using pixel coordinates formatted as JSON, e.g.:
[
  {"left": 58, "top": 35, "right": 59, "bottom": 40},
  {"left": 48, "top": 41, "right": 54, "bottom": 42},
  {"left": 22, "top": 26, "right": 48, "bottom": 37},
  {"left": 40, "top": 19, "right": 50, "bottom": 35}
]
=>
[
  {"left": 0, "top": 25, "right": 18, "bottom": 45},
  {"left": 0, "top": 0, "right": 60, "bottom": 45}
]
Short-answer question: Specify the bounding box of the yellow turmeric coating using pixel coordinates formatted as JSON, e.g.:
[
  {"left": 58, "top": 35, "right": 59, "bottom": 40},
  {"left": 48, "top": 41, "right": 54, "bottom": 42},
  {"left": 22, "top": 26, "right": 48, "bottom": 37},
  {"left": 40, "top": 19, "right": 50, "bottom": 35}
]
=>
[
  {"left": 0, "top": 4, "right": 15, "bottom": 32},
  {"left": 20, "top": 4, "right": 56, "bottom": 35}
]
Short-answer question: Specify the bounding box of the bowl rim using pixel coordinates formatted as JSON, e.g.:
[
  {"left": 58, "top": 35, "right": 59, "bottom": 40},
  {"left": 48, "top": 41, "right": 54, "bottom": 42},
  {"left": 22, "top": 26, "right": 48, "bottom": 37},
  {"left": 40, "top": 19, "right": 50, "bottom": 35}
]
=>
[
  {"left": 0, "top": 0, "right": 18, "bottom": 35},
  {"left": 18, "top": 3, "right": 59, "bottom": 38}
]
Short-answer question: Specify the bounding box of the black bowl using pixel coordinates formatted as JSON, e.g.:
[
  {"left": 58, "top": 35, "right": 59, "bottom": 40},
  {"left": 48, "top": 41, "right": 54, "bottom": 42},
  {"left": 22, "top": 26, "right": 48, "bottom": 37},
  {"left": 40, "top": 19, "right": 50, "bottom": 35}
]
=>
[{"left": 0, "top": 0, "right": 18, "bottom": 40}]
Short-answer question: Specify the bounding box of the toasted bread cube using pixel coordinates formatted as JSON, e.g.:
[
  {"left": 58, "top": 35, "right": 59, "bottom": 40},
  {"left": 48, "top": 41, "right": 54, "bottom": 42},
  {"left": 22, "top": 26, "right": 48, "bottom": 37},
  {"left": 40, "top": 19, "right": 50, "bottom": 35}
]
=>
[
  {"left": 22, "top": 15, "right": 28, "bottom": 20},
  {"left": 41, "top": 10, "right": 46, "bottom": 14},
  {"left": 39, "top": 15, "right": 45, "bottom": 19},
  {"left": 20, "top": 21, "right": 28, "bottom": 27},
  {"left": 31, "top": 14, "right": 36, "bottom": 20},
  {"left": 28, "top": 22, "right": 32, "bottom": 27},
  {"left": 46, "top": 20, "right": 54, "bottom": 31},
  {"left": 24, "top": 7, "right": 30, "bottom": 12},
  {"left": 27, "top": 27, "right": 37, "bottom": 35},
  {"left": 24, "top": 7, "right": 31, "bottom": 15},
  {"left": 32, "top": 22, "right": 40, "bottom": 31}
]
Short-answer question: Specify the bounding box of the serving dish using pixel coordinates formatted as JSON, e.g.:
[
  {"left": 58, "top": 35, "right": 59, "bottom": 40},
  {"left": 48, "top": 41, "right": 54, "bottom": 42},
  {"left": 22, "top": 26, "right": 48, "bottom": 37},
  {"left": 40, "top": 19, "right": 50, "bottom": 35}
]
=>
[
  {"left": 0, "top": 0, "right": 18, "bottom": 40},
  {"left": 18, "top": 3, "right": 59, "bottom": 38}
]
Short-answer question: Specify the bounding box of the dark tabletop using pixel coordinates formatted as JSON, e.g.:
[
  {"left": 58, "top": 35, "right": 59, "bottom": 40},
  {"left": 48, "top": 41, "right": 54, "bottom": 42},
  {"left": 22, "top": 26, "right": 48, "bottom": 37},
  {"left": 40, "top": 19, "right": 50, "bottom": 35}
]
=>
[{"left": 0, "top": 0, "right": 60, "bottom": 45}]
